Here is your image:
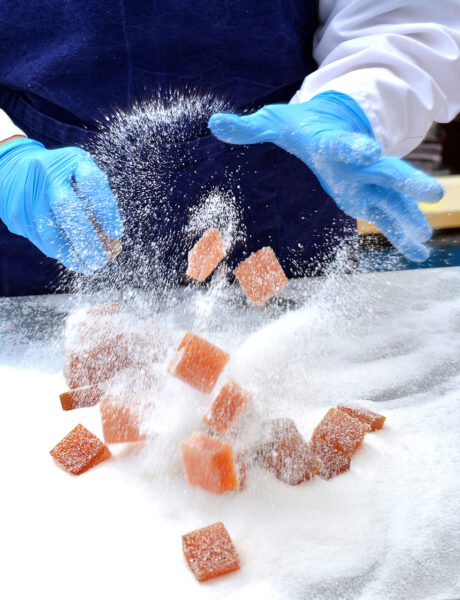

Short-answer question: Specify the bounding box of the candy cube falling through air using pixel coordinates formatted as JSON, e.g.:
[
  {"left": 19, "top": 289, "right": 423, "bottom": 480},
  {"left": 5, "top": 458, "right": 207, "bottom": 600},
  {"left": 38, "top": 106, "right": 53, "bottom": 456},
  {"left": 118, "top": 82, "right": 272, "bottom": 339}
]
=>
[
  {"left": 181, "top": 432, "right": 239, "bottom": 494},
  {"left": 203, "top": 379, "right": 251, "bottom": 434},
  {"left": 186, "top": 228, "right": 226, "bottom": 282},
  {"left": 234, "top": 246, "right": 288, "bottom": 306},
  {"left": 168, "top": 332, "right": 230, "bottom": 393}
]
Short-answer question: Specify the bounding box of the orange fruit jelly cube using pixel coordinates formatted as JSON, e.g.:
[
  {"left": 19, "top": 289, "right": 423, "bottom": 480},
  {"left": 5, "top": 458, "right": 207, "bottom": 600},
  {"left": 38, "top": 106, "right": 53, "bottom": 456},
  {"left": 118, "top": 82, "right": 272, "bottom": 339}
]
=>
[
  {"left": 64, "top": 334, "right": 132, "bottom": 389},
  {"left": 312, "top": 408, "right": 369, "bottom": 457},
  {"left": 203, "top": 380, "right": 251, "bottom": 434},
  {"left": 254, "top": 419, "right": 321, "bottom": 485},
  {"left": 182, "top": 522, "right": 240, "bottom": 582},
  {"left": 168, "top": 332, "right": 230, "bottom": 394},
  {"left": 85, "top": 302, "right": 120, "bottom": 316},
  {"left": 181, "top": 432, "right": 238, "bottom": 494},
  {"left": 186, "top": 229, "right": 226, "bottom": 282},
  {"left": 311, "top": 438, "right": 351, "bottom": 480},
  {"left": 337, "top": 404, "right": 386, "bottom": 432},
  {"left": 100, "top": 397, "right": 146, "bottom": 444},
  {"left": 59, "top": 384, "right": 104, "bottom": 411},
  {"left": 233, "top": 246, "right": 288, "bottom": 307},
  {"left": 50, "top": 424, "right": 111, "bottom": 476}
]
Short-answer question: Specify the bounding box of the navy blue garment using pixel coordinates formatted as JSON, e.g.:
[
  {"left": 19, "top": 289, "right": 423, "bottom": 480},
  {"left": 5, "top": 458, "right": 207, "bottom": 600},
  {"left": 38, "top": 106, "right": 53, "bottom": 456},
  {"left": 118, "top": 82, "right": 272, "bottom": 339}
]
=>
[{"left": 0, "top": 0, "right": 355, "bottom": 296}]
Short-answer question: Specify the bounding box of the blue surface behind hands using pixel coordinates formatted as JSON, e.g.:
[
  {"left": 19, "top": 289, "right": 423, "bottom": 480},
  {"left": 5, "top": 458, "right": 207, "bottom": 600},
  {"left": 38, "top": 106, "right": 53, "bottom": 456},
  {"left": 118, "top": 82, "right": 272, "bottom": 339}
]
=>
[{"left": 209, "top": 91, "right": 443, "bottom": 262}]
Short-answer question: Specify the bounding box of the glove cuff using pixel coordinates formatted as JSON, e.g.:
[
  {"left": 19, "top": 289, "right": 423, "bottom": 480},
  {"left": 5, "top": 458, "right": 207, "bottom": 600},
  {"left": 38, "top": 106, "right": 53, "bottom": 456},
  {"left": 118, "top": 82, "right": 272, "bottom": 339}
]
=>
[
  {"left": 0, "top": 138, "right": 45, "bottom": 161},
  {"left": 307, "top": 91, "right": 375, "bottom": 138}
]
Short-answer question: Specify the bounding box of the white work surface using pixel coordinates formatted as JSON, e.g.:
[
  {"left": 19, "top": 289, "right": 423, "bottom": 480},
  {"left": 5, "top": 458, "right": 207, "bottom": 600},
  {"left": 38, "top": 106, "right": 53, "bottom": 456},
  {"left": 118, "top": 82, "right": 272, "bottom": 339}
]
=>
[{"left": 1, "top": 267, "right": 460, "bottom": 600}]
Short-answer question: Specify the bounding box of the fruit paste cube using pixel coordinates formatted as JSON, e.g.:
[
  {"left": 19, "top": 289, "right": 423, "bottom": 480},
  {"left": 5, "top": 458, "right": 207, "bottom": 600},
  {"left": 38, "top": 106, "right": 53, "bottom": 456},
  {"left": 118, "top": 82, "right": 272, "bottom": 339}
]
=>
[
  {"left": 337, "top": 404, "right": 386, "bottom": 432},
  {"left": 181, "top": 432, "right": 238, "bottom": 494},
  {"left": 203, "top": 380, "right": 251, "bottom": 434},
  {"left": 254, "top": 419, "right": 320, "bottom": 485},
  {"left": 50, "top": 424, "right": 111, "bottom": 475},
  {"left": 100, "top": 396, "right": 146, "bottom": 443},
  {"left": 59, "top": 385, "right": 104, "bottom": 411},
  {"left": 312, "top": 408, "right": 368, "bottom": 457},
  {"left": 85, "top": 302, "right": 120, "bottom": 316},
  {"left": 168, "top": 332, "right": 229, "bottom": 393},
  {"left": 233, "top": 246, "right": 288, "bottom": 307},
  {"left": 186, "top": 229, "right": 225, "bottom": 282},
  {"left": 182, "top": 522, "right": 240, "bottom": 582},
  {"left": 64, "top": 314, "right": 169, "bottom": 390},
  {"left": 64, "top": 335, "right": 132, "bottom": 389},
  {"left": 311, "top": 438, "right": 351, "bottom": 480}
]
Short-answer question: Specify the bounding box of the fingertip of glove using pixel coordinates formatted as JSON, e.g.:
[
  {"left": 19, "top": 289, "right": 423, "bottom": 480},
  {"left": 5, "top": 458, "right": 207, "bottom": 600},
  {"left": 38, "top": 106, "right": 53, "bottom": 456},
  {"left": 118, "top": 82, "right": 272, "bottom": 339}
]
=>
[
  {"left": 400, "top": 241, "right": 430, "bottom": 263},
  {"left": 208, "top": 113, "right": 237, "bottom": 137},
  {"left": 427, "top": 179, "right": 444, "bottom": 204}
]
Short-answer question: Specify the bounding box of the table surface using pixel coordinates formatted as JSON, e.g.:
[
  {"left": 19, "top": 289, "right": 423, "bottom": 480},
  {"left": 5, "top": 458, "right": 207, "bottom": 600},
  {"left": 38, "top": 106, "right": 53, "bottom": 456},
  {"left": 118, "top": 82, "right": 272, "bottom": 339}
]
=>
[{"left": 1, "top": 267, "right": 460, "bottom": 600}]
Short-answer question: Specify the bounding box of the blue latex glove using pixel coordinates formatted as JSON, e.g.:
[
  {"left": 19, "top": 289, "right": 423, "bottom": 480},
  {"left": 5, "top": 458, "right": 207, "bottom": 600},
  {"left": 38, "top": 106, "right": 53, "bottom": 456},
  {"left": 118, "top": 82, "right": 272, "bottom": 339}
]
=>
[
  {"left": 0, "top": 138, "right": 123, "bottom": 273},
  {"left": 209, "top": 91, "right": 443, "bottom": 262}
]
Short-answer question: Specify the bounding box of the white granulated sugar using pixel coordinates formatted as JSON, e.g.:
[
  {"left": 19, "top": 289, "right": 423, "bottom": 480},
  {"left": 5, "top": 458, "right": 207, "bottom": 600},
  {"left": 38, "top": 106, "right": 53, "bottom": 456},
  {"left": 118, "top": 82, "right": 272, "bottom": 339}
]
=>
[{"left": 1, "top": 268, "right": 459, "bottom": 600}]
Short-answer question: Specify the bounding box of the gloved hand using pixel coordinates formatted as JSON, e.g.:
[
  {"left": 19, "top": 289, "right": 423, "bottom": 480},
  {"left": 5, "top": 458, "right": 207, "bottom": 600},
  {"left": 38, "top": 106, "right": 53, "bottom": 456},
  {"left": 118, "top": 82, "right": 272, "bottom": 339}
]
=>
[
  {"left": 209, "top": 91, "right": 443, "bottom": 262},
  {"left": 0, "top": 138, "right": 123, "bottom": 273}
]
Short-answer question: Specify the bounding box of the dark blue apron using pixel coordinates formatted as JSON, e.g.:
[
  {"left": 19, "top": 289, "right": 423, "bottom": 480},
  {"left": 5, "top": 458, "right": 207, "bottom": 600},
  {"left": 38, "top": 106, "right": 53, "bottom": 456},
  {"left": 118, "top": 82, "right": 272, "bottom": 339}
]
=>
[{"left": 0, "top": 0, "right": 355, "bottom": 296}]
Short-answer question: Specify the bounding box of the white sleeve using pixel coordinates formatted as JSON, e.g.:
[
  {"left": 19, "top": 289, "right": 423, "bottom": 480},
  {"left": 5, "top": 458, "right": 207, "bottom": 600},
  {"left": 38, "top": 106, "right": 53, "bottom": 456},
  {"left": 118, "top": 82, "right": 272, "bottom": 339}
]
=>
[
  {"left": 291, "top": 0, "right": 460, "bottom": 157},
  {"left": 0, "top": 108, "right": 26, "bottom": 141}
]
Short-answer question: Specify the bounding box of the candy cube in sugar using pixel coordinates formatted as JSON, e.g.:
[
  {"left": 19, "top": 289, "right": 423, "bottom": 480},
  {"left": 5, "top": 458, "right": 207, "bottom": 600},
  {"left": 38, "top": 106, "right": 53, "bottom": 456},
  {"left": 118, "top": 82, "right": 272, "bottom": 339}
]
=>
[
  {"left": 59, "top": 384, "right": 104, "bottom": 411},
  {"left": 181, "top": 433, "right": 238, "bottom": 494},
  {"left": 168, "top": 332, "right": 229, "bottom": 393},
  {"left": 254, "top": 418, "right": 321, "bottom": 485},
  {"left": 233, "top": 246, "right": 288, "bottom": 306},
  {"left": 182, "top": 522, "right": 240, "bottom": 582},
  {"left": 50, "top": 424, "right": 111, "bottom": 475},
  {"left": 64, "top": 337, "right": 131, "bottom": 389},
  {"left": 100, "top": 396, "right": 146, "bottom": 443},
  {"left": 337, "top": 404, "right": 386, "bottom": 432},
  {"left": 186, "top": 228, "right": 225, "bottom": 282},
  {"left": 203, "top": 380, "right": 251, "bottom": 434},
  {"left": 311, "top": 438, "right": 351, "bottom": 480},
  {"left": 64, "top": 309, "right": 170, "bottom": 389},
  {"left": 84, "top": 302, "right": 120, "bottom": 316},
  {"left": 312, "top": 408, "right": 369, "bottom": 457}
]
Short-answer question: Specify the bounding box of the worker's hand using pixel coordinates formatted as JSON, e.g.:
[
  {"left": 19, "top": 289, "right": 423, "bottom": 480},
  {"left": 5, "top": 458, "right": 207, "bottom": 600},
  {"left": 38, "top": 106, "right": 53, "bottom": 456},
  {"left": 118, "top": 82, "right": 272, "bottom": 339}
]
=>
[
  {"left": 0, "top": 138, "right": 123, "bottom": 273},
  {"left": 209, "top": 91, "right": 443, "bottom": 262}
]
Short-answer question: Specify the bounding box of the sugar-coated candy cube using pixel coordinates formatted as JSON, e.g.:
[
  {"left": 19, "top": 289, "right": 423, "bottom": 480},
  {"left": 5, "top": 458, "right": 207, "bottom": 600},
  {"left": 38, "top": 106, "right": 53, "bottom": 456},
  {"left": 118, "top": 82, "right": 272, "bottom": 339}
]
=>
[
  {"left": 254, "top": 419, "right": 320, "bottom": 485},
  {"left": 50, "top": 424, "right": 111, "bottom": 475},
  {"left": 182, "top": 522, "right": 240, "bottom": 582},
  {"left": 337, "top": 404, "right": 386, "bottom": 432},
  {"left": 181, "top": 432, "right": 238, "bottom": 494},
  {"left": 186, "top": 228, "right": 226, "bottom": 282},
  {"left": 85, "top": 302, "right": 120, "bottom": 316},
  {"left": 234, "top": 246, "right": 288, "bottom": 307},
  {"left": 64, "top": 334, "right": 132, "bottom": 389},
  {"left": 311, "top": 438, "right": 351, "bottom": 480},
  {"left": 64, "top": 312, "right": 169, "bottom": 389},
  {"left": 312, "top": 408, "right": 368, "bottom": 457},
  {"left": 168, "top": 332, "right": 230, "bottom": 394},
  {"left": 100, "top": 396, "right": 146, "bottom": 443},
  {"left": 59, "top": 384, "right": 104, "bottom": 411},
  {"left": 203, "top": 380, "right": 251, "bottom": 434}
]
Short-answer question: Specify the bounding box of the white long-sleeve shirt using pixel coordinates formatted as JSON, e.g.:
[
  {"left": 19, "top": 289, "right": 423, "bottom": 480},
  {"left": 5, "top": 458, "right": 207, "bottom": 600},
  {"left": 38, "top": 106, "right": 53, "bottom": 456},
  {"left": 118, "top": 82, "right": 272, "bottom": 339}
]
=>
[
  {"left": 292, "top": 0, "right": 460, "bottom": 157},
  {"left": 2, "top": 0, "right": 460, "bottom": 157}
]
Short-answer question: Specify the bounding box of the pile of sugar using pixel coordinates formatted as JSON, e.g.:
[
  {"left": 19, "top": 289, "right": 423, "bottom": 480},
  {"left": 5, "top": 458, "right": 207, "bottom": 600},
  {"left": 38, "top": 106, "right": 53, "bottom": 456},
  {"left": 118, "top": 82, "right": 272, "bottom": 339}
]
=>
[{"left": 1, "top": 268, "right": 459, "bottom": 599}]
